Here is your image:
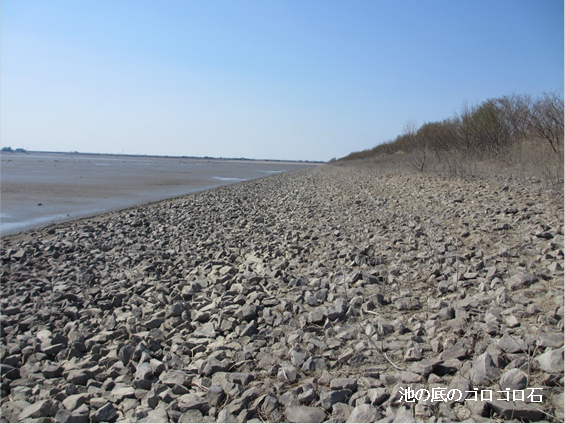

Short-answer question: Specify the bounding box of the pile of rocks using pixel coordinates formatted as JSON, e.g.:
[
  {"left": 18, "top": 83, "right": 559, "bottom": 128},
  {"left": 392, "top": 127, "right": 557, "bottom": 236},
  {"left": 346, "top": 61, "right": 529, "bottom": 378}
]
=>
[{"left": 1, "top": 165, "right": 563, "bottom": 423}]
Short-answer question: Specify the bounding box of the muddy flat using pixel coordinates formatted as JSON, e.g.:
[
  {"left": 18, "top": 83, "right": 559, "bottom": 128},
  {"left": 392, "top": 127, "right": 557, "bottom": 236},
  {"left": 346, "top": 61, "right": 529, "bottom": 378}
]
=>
[{"left": 1, "top": 152, "right": 315, "bottom": 236}]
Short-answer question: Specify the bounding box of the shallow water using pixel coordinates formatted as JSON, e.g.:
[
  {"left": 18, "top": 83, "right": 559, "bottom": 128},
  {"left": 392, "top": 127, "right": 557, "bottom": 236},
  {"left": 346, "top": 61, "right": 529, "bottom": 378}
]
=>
[{"left": 1, "top": 152, "right": 315, "bottom": 235}]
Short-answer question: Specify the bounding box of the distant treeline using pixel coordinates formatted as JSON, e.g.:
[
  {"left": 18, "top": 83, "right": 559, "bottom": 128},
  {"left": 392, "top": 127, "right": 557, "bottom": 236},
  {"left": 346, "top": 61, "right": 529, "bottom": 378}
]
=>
[{"left": 337, "top": 91, "right": 564, "bottom": 184}]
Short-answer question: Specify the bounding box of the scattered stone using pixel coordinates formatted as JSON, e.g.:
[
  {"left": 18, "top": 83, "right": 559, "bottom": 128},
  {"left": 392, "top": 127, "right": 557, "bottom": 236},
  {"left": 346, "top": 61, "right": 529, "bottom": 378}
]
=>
[
  {"left": 488, "top": 400, "right": 545, "bottom": 421},
  {"left": 536, "top": 347, "right": 564, "bottom": 373},
  {"left": 1, "top": 165, "right": 563, "bottom": 424},
  {"left": 346, "top": 404, "right": 382, "bottom": 423},
  {"left": 285, "top": 405, "right": 326, "bottom": 423}
]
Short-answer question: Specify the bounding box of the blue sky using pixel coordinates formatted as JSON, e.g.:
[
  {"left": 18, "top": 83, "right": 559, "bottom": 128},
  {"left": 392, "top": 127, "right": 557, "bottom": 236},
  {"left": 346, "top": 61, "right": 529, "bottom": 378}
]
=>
[{"left": 2, "top": 0, "right": 563, "bottom": 161}]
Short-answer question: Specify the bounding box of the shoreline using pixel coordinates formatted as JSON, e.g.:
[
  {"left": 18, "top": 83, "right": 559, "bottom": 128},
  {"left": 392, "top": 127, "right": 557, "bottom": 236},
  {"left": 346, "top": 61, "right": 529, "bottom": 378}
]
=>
[
  {"left": 1, "top": 152, "right": 316, "bottom": 236},
  {"left": 1, "top": 165, "right": 563, "bottom": 423}
]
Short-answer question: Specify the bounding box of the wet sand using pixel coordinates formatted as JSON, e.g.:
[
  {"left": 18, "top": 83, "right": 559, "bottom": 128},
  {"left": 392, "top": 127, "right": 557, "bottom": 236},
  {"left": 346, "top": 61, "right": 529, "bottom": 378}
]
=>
[{"left": 1, "top": 152, "right": 315, "bottom": 236}]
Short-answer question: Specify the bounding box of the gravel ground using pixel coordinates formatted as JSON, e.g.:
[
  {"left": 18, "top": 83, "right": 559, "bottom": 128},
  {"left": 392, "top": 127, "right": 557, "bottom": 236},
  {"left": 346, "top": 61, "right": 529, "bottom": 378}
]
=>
[{"left": 1, "top": 165, "right": 563, "bottom": 423}]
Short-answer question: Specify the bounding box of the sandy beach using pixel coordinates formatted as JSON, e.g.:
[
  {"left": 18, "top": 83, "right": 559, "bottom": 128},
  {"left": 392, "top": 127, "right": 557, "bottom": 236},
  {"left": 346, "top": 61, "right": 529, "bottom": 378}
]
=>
[{"left": 1, "top": 165, "right": 563, "bottom": 422}]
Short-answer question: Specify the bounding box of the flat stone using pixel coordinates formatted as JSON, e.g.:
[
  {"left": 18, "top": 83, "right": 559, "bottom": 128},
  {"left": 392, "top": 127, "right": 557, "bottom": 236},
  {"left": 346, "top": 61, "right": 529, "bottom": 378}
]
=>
[
  {"left": 469, "top": 352, "right": 501, "bottom": 386},
  {"left": 499, "top": 368, "right": 528, "bottom": 391},
  {"left": 67, "top": 370, "right": 89, "bottom": 386},
  {"left": 286, "top": 405, "right": 326, "bottom": 423},
  {"left": 160, "top": 369, "right": 193, "bottom": 387},
  {"left": 330, "top": 378, "right": 358, "bottom": 391},
  {"left": 193, "top": 322, "right": 217, "bottom": 338},
  {"left": 90, "top": 402, "right": 118, "bottom": 423},
  {"left": 308, "top": 307, "right": 326, "bottom": 324},
  {"left": 201, "top": 357, "right": 228, "bottom": 376},
  {"left": 138, "top": 406, "right": 169, "bottom": 423},
  {"left": 439, "top": 341, "right": 468, "bottom": 360},
  {"left": 498, "top": 334, "right": 528, "bottom": 353},
  {"left": 206, "top": 385, "right": 226, "bottom": 406},
  {"left": 1, "top": 401, "right": 31, "bottom": 423},
  {"left": 536, "top": 347, "right": 564, "bottom": 373},
  {"left": 135, "top": 362, "right": 153, "bottom": 380},
  {"left": 178, "top": 409, "right": 205, "bottom": 423},
  {"left": 346, "top": 404, "right": 382, "bottom": 423},
  {"left": 143, "top": 316, "right": 165, "bottom": 329},
  {"left": 178, "top": 393, "right": 206, "bottom": 412},
  {"left": 537, "top": 333, "right": 565, "bottom": 348},
  {"left": 487, "top": 400, "right": 544, "bottom": 421},
  {"left": 408, "top": 358, "right": 442, "bottom": 377},
  {"left": 42, "top": 364, "right": 64, "bottom": 378},
  {"left": 330, "top": 403, "right": 352, "bottom": 422},
  {"left": 62, "top": 393, "right": 89, "bottom": 411},
  {"left": 319, "top": 389, "right": 352, "bottom": 410},
  {"left": 111, "top": 385, "right": 136, "bottom": 402},
  {"left": 394, "top": 297, "right": 421, "bottom": 311},
  {"left": 506, "top": 274, "right": 537, "bottom": 291},
  {"left": 56, "top": 408, "right": 90, "bottom": 423},
  {"left": 401, "top": 370, "right": 424, "bottom": 383},
  {"left": 278, "top": 365, "right": 298, "bottom": 383},
  {"left": 226, "top": 372, "right": 254, "bottom": 385},
  {"left": 18, "top": 399, "right": 53, "bottom": 421}
]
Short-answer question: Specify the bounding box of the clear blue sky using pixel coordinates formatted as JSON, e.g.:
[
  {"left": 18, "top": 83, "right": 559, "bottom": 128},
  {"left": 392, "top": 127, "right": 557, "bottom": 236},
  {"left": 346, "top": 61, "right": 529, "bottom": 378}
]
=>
[{"left": 2, "top": 0, "right": 563, "bottom": 161}]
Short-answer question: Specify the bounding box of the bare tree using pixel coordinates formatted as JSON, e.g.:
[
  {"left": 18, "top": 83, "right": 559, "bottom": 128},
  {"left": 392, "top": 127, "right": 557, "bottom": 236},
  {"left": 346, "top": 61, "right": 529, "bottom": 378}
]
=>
[{"left": 528, "top": 91, "right": 564, "bottom": 155}]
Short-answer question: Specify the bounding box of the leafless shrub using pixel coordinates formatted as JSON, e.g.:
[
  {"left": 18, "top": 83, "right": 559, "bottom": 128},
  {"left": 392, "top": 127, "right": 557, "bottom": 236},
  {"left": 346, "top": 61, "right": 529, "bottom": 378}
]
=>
[
  {"left": 528, "top": 90, "right": 564, "bottom": 156},
  {"left": 336, "top": 89, "right": 564, "bottom": 187}
]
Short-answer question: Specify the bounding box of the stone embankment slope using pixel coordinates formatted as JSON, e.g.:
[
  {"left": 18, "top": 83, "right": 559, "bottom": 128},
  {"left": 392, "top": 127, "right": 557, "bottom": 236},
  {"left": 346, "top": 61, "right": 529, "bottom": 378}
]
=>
[{"left": 1, "top": 165, "right": 563, "bottom": 423}]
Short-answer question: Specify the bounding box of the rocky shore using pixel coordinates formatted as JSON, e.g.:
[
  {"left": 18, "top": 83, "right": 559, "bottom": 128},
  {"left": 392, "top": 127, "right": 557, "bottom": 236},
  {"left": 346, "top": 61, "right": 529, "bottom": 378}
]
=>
[{"left": 1, "top": 165, "right": 563, "bottom": 423}]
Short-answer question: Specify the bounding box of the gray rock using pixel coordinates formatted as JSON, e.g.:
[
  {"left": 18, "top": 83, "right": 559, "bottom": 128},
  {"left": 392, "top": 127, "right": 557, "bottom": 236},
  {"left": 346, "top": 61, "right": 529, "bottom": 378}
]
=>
[
  {"left": 278, "top": 365, "right": 298, "bottom": 383},
  {"left": 111, "top": 385, "right": 136, "bottom": 402},
  {"left": 139, "top": 406, "right": 169, "bottom": 423},
  {"left": 290, "top": 347, "right": 308, "bottom": 367},
  {"left": 286, "top": 405, "right": 326, "bottom": 423},
  {"left": 136, "top": 362, "right": 153, "bottom": 380},
  {"left": 319, "top": 389, "right": 352, "bottom": 410},
  {"left": 394, "top": 297, "right": 420, "bottom": 311},
  {"left": 119, "top": 344, "right": 135, "bottom": 364},
  {"left": 61, "top": 393, "right": 89, "bottom": 411},
  {"left": 346, "top": 404, "right": 382, "bottom": 423},
  {"left": 18, "top": 399, "right": 53, "bottom": 421},
  {"left": 408, "top": 358, "right": 442, "bottom": 377},
  {"left": 499, "top": 368, "right": 528, "bottom": 390},
  {"left": 330, "top": 378, "right": 358, "bottom": 391},
  {"left": 537, "top": 332, "right": 565, "bottom": 348},
  {"left": 161, "top": 369, "right": 193, "bottom": 387},
  {"left": 536, "top": 347, "right": 564, "bottom": 373},
  {"left": 56, "top": 408, "right": 90, "bottom": 423},
  {"left": 226, "top": 372, "right": 254, "bottom": 385},
  {"left": 179, "top": 393, "right": 206, "bottom": 412},
  {"left": 42, "top": 364, "right": 64, "bottom": 378},
  {"left": 217, "top": 409, "right": 237, "bottom": 422},
  {"left": 506, "top": 274, "right": 537, "bottom": 291},
  {"left": 206, "top": 385, "right": 226, "bottom": 406},
  {"left": 392, "top": 407, "right": 416, "bottom": 423},
  {"left": 238, "top": 305, "right": 258, "bottom": 321},
  {"left": 166, "top": 302, "right": 186, "bottom": 318},
  {"left": 498, "top": 334, "right": 528, "bottom": 353},
  {"left": 487, "top": 400, "right": 545, "bottom": 421},
  {"left": 179, "top": 409, "right": 205, "bottom": 422},
  {"left": 90, "top": 402, "right": 119, "bottom": 423},
  {"left": 1, "top": 401, "right": 31, "bottom": 423},
  {"left": 469, "top": 352, "right": 501, "bottom": 386},
  {"left": 201, "top": 357, "right": 229, "bottom": 376},
  {"left": 439, "top": 341, "right": 468, "bottom": 360}
]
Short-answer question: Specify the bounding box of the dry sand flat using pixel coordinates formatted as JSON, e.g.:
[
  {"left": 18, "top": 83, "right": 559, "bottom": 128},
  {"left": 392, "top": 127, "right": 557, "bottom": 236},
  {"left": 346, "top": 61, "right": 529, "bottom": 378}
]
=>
[{"left": 0, "top": 165, "right": 563, "bottom": 423}]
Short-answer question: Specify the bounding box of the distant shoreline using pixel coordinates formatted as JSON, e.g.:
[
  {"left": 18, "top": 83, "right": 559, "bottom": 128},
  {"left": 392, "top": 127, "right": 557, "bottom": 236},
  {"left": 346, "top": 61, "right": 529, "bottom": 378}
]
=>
[
  {"left": 0, "top": 149, "right": 325, "bottom": 164},
  {"left": 1, "top": 152, "right": 317, "bottom": 235}
]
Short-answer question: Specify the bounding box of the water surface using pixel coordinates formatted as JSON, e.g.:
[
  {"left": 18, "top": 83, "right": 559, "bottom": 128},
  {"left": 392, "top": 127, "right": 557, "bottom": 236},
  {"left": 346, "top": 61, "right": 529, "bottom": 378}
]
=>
[{"left": 1, "top": 152, "right": 315, "bottom": 235}]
